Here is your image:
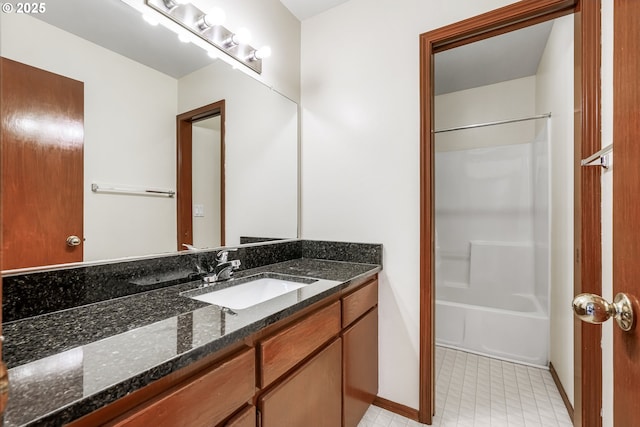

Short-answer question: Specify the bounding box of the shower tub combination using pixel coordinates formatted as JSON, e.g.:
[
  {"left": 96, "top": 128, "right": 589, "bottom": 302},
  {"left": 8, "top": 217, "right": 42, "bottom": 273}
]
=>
[
  {"left": 435, "top": 241, "right": 549, "bottom": 367},
  {"left": 435, "top": 137, "right": 550, "bottom": 367}
]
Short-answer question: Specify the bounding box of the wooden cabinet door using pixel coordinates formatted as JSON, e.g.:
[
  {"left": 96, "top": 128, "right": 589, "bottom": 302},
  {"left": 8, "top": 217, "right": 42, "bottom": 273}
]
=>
[
  {"left": 343, "top": 307, "right": 378, "bottom": 427},
  {"left": 224, "top": 405, "right": 255, "bottom": 427},
  {"left": 259, "top": 339, "right": 342, "bottom": 427}
]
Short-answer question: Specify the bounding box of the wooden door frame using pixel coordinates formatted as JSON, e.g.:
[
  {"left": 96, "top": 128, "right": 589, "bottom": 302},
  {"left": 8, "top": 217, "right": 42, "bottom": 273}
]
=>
[
  {"left": 177, "top": 100, "right": 226, "bottom": 250},
  {"left": 419, "top": 0, "right": 602, "bottom": 425}
]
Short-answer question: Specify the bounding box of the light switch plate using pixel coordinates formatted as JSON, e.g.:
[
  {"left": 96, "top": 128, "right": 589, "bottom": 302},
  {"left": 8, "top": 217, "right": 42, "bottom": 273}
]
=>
[{"left": 193, "top": 204, "right": 205, "bottom": 217}]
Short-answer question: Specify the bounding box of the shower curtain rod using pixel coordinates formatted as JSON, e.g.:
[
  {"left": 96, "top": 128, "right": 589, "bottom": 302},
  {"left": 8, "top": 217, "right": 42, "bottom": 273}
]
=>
[{"left": 434, "top": 112, "right": 551, "bottom": 134}]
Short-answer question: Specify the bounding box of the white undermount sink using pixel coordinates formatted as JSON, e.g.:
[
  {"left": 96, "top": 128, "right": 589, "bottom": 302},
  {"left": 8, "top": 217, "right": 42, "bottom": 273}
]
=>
[{"left": 189, "top": 277, "right": 309, "bottom": 310}]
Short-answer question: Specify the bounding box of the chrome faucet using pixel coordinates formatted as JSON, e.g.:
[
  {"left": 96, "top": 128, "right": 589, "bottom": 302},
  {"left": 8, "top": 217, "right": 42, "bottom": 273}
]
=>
[{"left": 203, "top": 249, "right": 241, "bottom": 283}]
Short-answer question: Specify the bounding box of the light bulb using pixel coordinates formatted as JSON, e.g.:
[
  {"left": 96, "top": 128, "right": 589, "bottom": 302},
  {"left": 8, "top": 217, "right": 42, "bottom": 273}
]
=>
[
  {"left": 232, "top": 28, "right": 252, "bottom": 45},
  {"left": 201, "top": 7, "right": 226, "bottom": 28},
  {"left": 254, "top": 46, "right": 272, "bottom": 60},
  {"left": 142, "top": 14, "right": 159, "bottom": 26}
]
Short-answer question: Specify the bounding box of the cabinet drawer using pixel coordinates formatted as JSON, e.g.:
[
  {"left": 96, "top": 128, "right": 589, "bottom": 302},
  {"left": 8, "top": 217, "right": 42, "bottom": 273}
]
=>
[
  {"left": 342, "top": 279, "right": 378, "bottom": 328},
  {"left": 259, "top": 300, "right": 341, "bottom": 388},
  {"left": 109, "top": 348, "right": 255, "bottom": 427}
]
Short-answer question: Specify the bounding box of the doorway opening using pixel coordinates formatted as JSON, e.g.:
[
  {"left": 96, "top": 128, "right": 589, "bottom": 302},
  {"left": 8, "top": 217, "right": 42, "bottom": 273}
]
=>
[
  {"left": 177, "top": 100, "right": 226, "bottom": 251},
  {"left": 419, "top": 1, "right": 602, "bottom": 426}
]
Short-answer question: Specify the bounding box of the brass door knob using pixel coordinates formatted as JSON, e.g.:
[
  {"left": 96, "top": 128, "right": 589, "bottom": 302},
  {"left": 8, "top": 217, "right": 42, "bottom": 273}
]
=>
[{"left": 572, "top": 293, "right": 634, "bottom": 332}]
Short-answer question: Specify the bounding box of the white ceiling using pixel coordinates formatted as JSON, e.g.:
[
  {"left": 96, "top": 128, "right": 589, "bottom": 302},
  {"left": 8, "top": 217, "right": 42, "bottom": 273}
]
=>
[
  {"left": 32, "top": 0, "right": 554, "bottom": 94},
  {"left": 435, "top": 21, "right": 554, "bottom": 95},
  {"left": 278, "top": 0, "right": 350, "bottom": 21}
]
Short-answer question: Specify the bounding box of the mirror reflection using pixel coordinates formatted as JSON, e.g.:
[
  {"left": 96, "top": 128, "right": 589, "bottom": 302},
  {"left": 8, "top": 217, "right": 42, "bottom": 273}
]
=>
[{"left": 0, "top": 0, "right": 298, "bottom": 271}]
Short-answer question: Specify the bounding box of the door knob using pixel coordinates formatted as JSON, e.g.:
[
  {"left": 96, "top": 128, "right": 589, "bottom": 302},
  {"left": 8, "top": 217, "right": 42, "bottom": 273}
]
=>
[
  {"left": 572, "top": 293, "right": 634, "bottom": 332},
  {"left": 66, "top": 235, "right": 82, "bottom": 247}
]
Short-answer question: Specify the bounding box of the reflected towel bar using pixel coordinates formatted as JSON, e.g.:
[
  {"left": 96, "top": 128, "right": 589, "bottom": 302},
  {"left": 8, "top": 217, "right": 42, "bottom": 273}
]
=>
[
  {"left": 434, "top": 113, "right": 551, "bottom": 134},
  {"left": 581, "top": 144, "right": 613, "bottom": 169},
  {"left": 91, "top": 183, "right": 176, "bottom": 197}
]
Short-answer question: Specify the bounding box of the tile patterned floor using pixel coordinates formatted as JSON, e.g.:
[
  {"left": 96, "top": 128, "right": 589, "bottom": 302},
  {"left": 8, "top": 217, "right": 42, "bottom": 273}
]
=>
[{"left": 358, "top": 346, "right": 573, "bottom": 427}]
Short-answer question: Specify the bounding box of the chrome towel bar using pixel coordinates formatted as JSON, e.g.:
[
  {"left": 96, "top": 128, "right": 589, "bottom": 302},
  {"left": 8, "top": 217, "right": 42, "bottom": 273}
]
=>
[{"left": 91, "top": 183, "right": 176, "bottom": 197}]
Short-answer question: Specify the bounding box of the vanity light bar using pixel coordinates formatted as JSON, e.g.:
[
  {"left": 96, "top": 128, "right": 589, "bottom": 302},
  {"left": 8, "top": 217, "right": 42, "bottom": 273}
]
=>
[{"left": 144, "top": 0, "right": 267, "bottom": 74}]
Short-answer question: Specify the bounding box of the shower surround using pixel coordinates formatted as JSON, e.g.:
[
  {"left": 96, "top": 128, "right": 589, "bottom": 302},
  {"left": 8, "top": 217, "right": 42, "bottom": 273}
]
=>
[{"left": 435, "top": 124, "right": 550, "bottom": 367}]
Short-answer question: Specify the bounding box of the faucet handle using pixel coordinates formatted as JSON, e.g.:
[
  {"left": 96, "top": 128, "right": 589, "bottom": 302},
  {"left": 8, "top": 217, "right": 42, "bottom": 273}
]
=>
[
  {"left": 182, "top": 243, "right": 200, "bottom": 251},
  {"left": 216, "top": 248, "right": 237, "bottom": 262}
]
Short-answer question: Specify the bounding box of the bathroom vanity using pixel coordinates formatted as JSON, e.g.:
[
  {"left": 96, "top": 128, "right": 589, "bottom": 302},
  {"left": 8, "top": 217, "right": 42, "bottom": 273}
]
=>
[{"left": 2, "top": 240, "right": 381, "bottom": 427}]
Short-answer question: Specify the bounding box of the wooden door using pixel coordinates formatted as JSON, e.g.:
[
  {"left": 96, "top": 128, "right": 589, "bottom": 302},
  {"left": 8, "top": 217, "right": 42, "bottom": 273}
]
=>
[
  {"left": 612, "top": 0, "right": 640, "bottom": 424},
  {"left": 0, "top": 57, "right": 84, "bottom": 269},
  {"left": 259, "top": 339, "right": 342, "bottom": 427}
]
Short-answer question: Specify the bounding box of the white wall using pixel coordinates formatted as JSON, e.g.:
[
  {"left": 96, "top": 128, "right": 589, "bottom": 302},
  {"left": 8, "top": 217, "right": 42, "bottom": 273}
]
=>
[
  {"left": 435, "top": 76, "right": 537, "bottom": 151},
  {"left": 192, "top": 120, "right": 222, "bottom": 249},
  {"left": 1, "top": 13, "right": 179, "bottom": 262},
  {"left": 179, "top": 61, "right": 298, "bottom": 245},
  {"left": 535, "top": 14, "right": 575, "bottom": 406},
  {"left": 300, "top": 0, "right": 519, "bottom": 409}
]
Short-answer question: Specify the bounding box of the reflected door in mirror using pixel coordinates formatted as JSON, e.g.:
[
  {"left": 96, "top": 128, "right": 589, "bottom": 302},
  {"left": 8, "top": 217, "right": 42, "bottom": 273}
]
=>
[
  {"left": 177, "top": 101, "right": 225, "bottom": 251},
  {"left": 0, "top": 58, "right": 84, "bottom": 269}
]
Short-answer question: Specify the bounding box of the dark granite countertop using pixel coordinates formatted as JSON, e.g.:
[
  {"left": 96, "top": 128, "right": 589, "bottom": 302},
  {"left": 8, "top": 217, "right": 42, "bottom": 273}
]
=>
[{"left": 3, "top": 258, "right": 380, "bottom": 427}]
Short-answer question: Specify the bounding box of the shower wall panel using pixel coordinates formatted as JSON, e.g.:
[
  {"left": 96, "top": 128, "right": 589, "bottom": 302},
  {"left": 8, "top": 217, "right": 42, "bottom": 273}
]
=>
[{"left": 435, "top": 143, "right": 535, "bottom": 291}]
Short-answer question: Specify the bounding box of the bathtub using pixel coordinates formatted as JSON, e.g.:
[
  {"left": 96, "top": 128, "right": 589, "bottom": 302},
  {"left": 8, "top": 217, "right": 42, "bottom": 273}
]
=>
[{"left": 436, "top": 286, "right": 549, "bottom": 367}]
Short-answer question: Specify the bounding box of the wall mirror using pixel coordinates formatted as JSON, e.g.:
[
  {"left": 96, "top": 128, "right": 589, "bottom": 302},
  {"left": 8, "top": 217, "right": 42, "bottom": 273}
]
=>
[{"left": 0, "top": 0, "right": 299, "bottom": 272}]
